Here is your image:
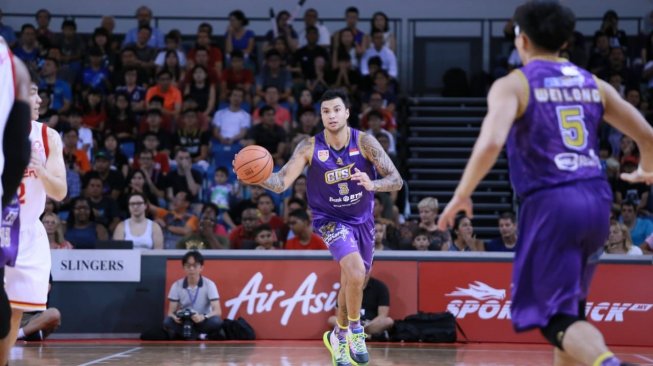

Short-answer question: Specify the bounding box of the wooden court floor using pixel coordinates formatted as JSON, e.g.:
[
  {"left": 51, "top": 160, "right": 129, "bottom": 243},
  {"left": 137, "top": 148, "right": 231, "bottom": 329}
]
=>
[{"left": 8, "top": 340, "right": 653, "bottom": 366}]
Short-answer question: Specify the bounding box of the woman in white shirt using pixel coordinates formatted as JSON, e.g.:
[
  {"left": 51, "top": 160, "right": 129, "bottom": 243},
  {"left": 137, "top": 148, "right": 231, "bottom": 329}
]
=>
[
  {"left": 604, "top": 222, "right": 643, "bottom": 255},
  {"left": 113, "top": 192, "right": 164, "bottom": 250}
]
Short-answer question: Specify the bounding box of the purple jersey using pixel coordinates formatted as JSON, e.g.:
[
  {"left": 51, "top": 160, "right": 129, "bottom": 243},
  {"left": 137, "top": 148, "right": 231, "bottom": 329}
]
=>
[
  {"left": 507, "top": 60, "right": 605, "bottom": 197},
  {"left": 0, "top": 195, "right": 21, "bottom": 267},
  {"left": 307, "top": 128, "right": 376, "bottom": 224}
]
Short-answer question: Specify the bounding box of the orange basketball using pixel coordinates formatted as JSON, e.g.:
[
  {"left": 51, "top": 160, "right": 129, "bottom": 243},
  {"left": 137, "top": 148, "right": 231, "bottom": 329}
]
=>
[{"left": 234, "top": 145, "right": 274, "bottom": 184}]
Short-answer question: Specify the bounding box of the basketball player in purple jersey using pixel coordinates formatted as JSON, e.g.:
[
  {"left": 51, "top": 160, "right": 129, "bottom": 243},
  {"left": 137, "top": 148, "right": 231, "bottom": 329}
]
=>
[
  {"left": 246, "top": 89, "right": 402, "bottom": 365},
  {"left": 438, "top": 2, "right": 653, "bottom": 366}
]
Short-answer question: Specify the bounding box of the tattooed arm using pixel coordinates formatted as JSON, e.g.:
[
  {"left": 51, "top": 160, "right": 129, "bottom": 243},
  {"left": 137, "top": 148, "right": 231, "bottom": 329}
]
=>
[
  {"left": 257, "top": 137, "right": 313, "bottom": 193},
  {"left": 353, "top": 133, "right": 403, "bottom": 192}
]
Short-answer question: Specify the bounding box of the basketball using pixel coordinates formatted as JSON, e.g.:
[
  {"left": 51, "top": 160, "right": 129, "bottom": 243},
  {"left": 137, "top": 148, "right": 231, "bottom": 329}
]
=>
[{"left": 234, "top": 145, "right": 274, "bottom": 184}]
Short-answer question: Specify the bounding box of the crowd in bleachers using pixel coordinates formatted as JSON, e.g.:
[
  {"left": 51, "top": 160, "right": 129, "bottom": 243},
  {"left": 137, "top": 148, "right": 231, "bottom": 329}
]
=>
[{"left": 0, "top": 5, "right": 652, "bottom": 254}]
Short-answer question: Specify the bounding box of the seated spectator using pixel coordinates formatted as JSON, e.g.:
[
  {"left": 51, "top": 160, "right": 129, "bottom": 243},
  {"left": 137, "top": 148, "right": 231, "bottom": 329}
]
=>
[
  {"left": 119, "top": 169, "right": 160, "bottom": 213},
  {"left": 254, "top": 224, "right": 278, "bottom": 250},
  {"left": 39, "top": 57, "right": 72, "bottom": 115},
  {"left": 298, "top": 8, "right": 331, "bottom": 48},
  {"left": 134, "top": 134, "right": 171, "bottom": 175},
  {"left": 412, "top": 229, "right": 431, "bottom": 251},
  {"left": 157, "top": 50, "right": 185, "bottom": 87},
  {"left": 37, "top": 89, "right": 59, "bottom": 130},
  {"left": 106, "top": 93, "right": 137, "bottom": 147},
  {"left": 176, "top": 209, "right": 228, "bottom": 250},
  {"left": 225, "top": 10, "right": 256, "bottom": 65},
  {"left": 146, "top": 71, "right": 182, "bottom": 118},
  {"left": 588, "top": 32, "right": 611, "bottom": 76},
  {"left": 331, "top": 51, "right": 360, "bottom": 95},
  {"left": 446, "top": 215, "right": 484, "bottom": 252},
  {"left": 361, "top": 30, "right": 398, "bottom": 79},
  {"left": 13, "top": 24, "right": 40, "bottom": 68},
  {"left": 337, "top": 7, "right": 367, "bottom": 57},
  {"left": 101, "top": 133, "right": 131, "bottom": 177},
  {"left": 359, "top": 56, "right": 382, "bottom": 95},
  {"left": 184, "top": 66, "right": 217, "bottom": 118},
  {"left": 83, "top": 174, "right": 121, "bottom": 232},
  {"left": 257, "top": 193, "right": 285, "bottom": 234},
  {"left": 306, "top": 55, "right": 331, "bottom": 101},
  {"left": 229, "top": 208, "right": 259, "bottom": 249},
  {"left": 282, "top": 175, "right": 308, "bottom": 221},
  {"left": 113, "top": 47, "right": 151, "bottom": 87},
  {"left": 220, "top": 50, "right": 254, "bottom": 101},
  {"left": 596, "top": 10, "right": 628, "bottom": 50},
  {"left": 151, "top": 190, "right": 199, "bottom": 249},
  {"left": 42, "top": 212, "right": 74, "bottom": 249},
  {"left": 604, "top": 221, "right": 643, "bottom": 255},
  {"left": 245, "top": 105, "right": 287, "bottom": 165},
  {"left": 256, "top": 50, "right": 293, "bottom": 102},
  {"left": 613, "top": 157, "right": 650, "bottom": 213},
  {"left": 417, "top": 197, "right": 452, "bottom": 251},
  {"left": 207, "top": 167, "right": 237, "bottom": 228},
  {"left": 295, "top": 26, "right": 331, "bottom": 81},
  {"left": 228, "top": 185, "right": 264, "bottom": 226},
  {"left": 285, "top": 209, "right": 326, "bottom": 250},
  {"left": 369, "top": 11, "right": 396, "bottom": 53},
  {"left": 366, "top": 111, "right": 396, "bottom": 155},
  {"left": 360, "top": 91, "right": 397, "bottom": 132},
  {"left": 295, "top": 88, "right": 319, "bottom": 119},
  {"left": 131, "top": 150, "right": 167, "bottom": 201},
  {"left": 289, "top": 109, "right": 321, "bottom": 153},
  {"left": 643, "top": 233, "right": 653, "bottom": 254},
  {"left": 332, "top": 28, "right": 359, "bottom": 71},
  {"left": 484, "top": 212, "right": 518, "bottom": 252},
  {"left": 87, "top": 151, "right": 125, "bottom": 200},
  {"left": 81, "top": 89, "right": 107, "bottom": 133},
  {"left": 56, "top": 19, "right": 86, "bottom": 85},
  {"left": 373, "top": 221, "right": 389, "bottom": 251},
  {"left": 164, "top": 251, "right": 223, "bottom": 340},
  {"left": 397, "top": 221, "right": 417, "bottom": 250},
  {"left": 187, "top": 25, "right": 223, "bottom": 79},
  {"left": 64, "top": 196, "right": 109, "bottom": 249},
  {"left": 327, "top": 277, "right": 393, "bottom": 340},
  {"left": 619, "top": 135, "right": 640, "bottom": 166},
  {"left": 264, "top": 9, "right": 299, "bottom": 53},
  {"left": 620, "top": 200, "right": 653, "bottom": 246},
  {"left": 82, "top": 47, "right": 112, "bottom": 94},
  {"left": 89, "top": 27, "right": 116, "bottom": 70},
  {"left": 155, "top": 31, "right": 187, "bottom": 70},
  {"left": 211, "top": 88, "right": 251, "bottom": 169},
  {"left": 375, "top": 133, "right": 400, "bottom": 169},
  {"left": 113, "top": 192, "right": 164, "bottom": 250},
  {"left": 367, "top": 70, "right": 397, "bottom": 114},
  {"left": 252, "top": 85, "right": 292, "bottom": 131},
  {"left": 115, "top": 67, "right": 148, "bottom": 114},
  {"left": 62, "top": 127, "right": 92, "bottom": 175},
  {"left": 138, "top": 108, "right": 173, "bottom": 152},
  {"left": 172, "top": 109, "right": 211, "bottom": 172},
  {"left": 126, "top": 24, "right": 157, "bottom": 73},
  {"left": 165, "top": 149, "right": 203, "bottom": 202},
  {"left": 122, "top": 6, "right": 164, "bottom": 49}
]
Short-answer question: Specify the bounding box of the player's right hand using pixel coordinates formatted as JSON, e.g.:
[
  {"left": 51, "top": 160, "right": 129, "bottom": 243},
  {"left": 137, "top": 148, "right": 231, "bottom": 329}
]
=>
[
  {"left": 620, "top": 166, "right": 653, "bottom": 185},
  {"left": 437, "top": 194, "right": 473, "bottom": 231}
]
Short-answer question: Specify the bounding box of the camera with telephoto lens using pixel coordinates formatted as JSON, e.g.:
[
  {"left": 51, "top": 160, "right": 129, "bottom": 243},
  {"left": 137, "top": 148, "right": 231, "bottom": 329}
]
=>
[{"left": 175, "top": 308, "right": 196, "bottom": 339}]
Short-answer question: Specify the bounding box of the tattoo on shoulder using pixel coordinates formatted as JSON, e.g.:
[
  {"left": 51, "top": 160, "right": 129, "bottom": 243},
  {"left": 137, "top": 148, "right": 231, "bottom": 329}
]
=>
[{"left": 360, "top": 133, "right": 403, "bottom": 192}]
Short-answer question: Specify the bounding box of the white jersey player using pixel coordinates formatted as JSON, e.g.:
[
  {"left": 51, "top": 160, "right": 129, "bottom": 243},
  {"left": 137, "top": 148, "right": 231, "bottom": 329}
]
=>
[{"left": 4, "top": 80, "right": 67, "bottom": 347}]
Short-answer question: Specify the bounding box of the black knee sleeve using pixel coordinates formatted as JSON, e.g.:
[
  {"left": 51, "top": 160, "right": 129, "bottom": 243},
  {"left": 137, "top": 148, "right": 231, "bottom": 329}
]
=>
[
  {"left": 0, "top": 268, "right": 10, "bottom": 339},
  {"left": 2, "top": 100, "right": 31, "bottom": 207},
  {"left": 540, "top": 313, "right": 581, "bottom": 350}
]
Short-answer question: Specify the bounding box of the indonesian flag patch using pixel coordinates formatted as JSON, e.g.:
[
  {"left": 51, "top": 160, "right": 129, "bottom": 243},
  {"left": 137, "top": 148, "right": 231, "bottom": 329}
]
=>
[{"left": 349, "top": 148, "right": 360, "bottom": 156}]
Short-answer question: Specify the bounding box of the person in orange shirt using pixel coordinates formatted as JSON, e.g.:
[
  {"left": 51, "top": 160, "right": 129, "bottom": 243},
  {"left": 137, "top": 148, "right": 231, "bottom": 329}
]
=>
[
  {"left": 284, "top": 209, "right": 327, "bottom": 250},
  {"left": 61, "top": 128, "right": 91, "bottom": 174},
  {"left": 146, "top": 70, "right": 182, "bottom": 118}
]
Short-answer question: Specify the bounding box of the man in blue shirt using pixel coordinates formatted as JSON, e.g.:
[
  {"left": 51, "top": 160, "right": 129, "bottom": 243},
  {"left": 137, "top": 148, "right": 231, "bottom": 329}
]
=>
[
  {"left": 484, "top": 212, "right": 518, "bottom": 252},
  {"left": 38, "top": 58, "right": 72, "bottom": 114},
  {"left": 122, "top": 6, "right": 164, "bottom": 49},
  {"left": 620, "top": 200, "right": 653, "bottom": 246}
]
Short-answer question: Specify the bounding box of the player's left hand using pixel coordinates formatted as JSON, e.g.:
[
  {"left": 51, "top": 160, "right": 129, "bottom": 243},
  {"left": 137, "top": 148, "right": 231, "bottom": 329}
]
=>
[
  {"left": 351, "top": 168, "right": 375, "bottom": 191},
  {"left": 437, "top": 194, "right": 473, "bottom": 231},
  {"left": 621, "top": 166, "right": 653, "bottom": 185}
]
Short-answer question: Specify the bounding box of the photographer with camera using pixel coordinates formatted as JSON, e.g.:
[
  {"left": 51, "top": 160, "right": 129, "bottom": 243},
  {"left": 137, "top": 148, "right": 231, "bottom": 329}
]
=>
[{"left": 163, "top": 251, "right": 223, "bottom": 340}]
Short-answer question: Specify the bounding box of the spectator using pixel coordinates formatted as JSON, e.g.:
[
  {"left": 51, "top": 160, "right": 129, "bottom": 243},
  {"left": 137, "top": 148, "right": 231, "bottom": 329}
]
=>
[
  {"left": 372, "top": 221, "right": 388, "bottom": 251},
  {"left": 295, "top": 26, "right": 330, "bottom": 81},
  {"left": 282, "top": 174, "right": 308, "bottom": 221},
  {"left": 368, "top": 70, "right": 398, "bottom": 114},
  {"left": 87, "top": 151, "right": 125, "bottom": 200},
  {"left": 0, "top": 9, "right": 16, "bottom": 47},
  {"left": 359, "top": 56, "right": 383, "bottom": 95},
  {"left": 115, "top": 67, "right": 148, "bottom": 114},
  {"left": 588, "top": 32, "right": 611, "bottom": 76},
  {"left": 331, "top": 51, "right": 360, "bottom": 95},
  {"left": 225, "top": 10, "right": 256, "bottom": 64},
  {"left": 273, "top": 36, "right": 296, "bottom": 69},
  {"left": 176, "top": 208, "right": 227, "bottom": 250},
  {"left": 113, "top": 192, "right": 164, "bottom": 250},
  {"left": 100, "top": 133, "right": 130, "bottom": 177},
  {"left": 155, "top": 31, "right": 187, "bottom": 70},
  {"left": 596, "top": 10, "right": 628, "bottom": 50},
  {"left": 115, "top": 46, "right": 151, "bottom": 86},
  {"left": 118, "top": 169, "right": 160, "bottom": 212},
  {"left": 256, "top": 50, "right": 293, "bottom": 101},
  {"left": 152, "top": 190, "right": 199, "bottom": 249},
  {"left": 65, "top": 196, "right": 109, "bottom": 249},
  {"left": 298, "top": 8, "right": 330, "bottom": 48},
  {"left": 252, "top": 86, "right": 292, "bottom": 131},
  {"left": 187, "top": 26, "right": 223, "bottom": 80},
  {"left": 56, "top": 19, "right": 85, "bottom": 84},
  {"left": 360, "top": 91, "right": 396, "bottom": 132},
  {"left": 131, "top": 149, "right": 167, "bottom": 200},
  {"left": 220, "top": 50, "right": 254, "bottom": 101},
  {"left": 139, "top": 108, "right": 173, "bottom": 152},
  {"left": 417, "top": 197, "right": 452, "bottom": 251},
  {"left": 397, "top": 221, "right": 417, "bottom": 250},
  {"left": 184, "top": 66, "right": 217, "bottom": 118},
  {"left": 327, "top": 277, "right": 393, "bottom": 340},
  {"left": 82, "top": 47, "right": 112, "bottom": 94},
  {"left": 229, "top": 208, "right": 259, "bottom": 249},
  {"left": 369, "top": 11, "right": 395, "bottom": 52},
  {"left": 375, "top": 133, "right": 400, "bottom": 169},
  {"left": 39, "top": 58, "right": 72, "bottom": 114},
  {"left": 295, "top": 88, "right": 319, "bottom": 119},
  {"left": 254, "top": 224, "right": 278, "bottom": 250},
  {"left": 106, "top": 94, "right": 137, "bottom": 148},
  {"left": 122, "top": 5, "right": 164, "bottom": 49},
  {"left": 284, "top": 209, "right": 326, "bottom": 249},
  {"left": 446, "top": 215, "right": 484, "bottom": 251},
  {"left": 38, "top": 89, "right": 59, "bottom": 129},
  {"left": 620, "top": 200, "right": 653, "bottom": 246},
  {"left": 172, "top": 109, "right": 211, "bottom": 172},
  {"left": 62, "top": 127, "right": 92, "bottom": 175},
  {"left": 157, "top": 50, "right": 185, "bottom": 87},
  {"left": 332, "top": 29, "right": 359, "bottom": 71},
  {"left": 360, "top": 30, "right": 398, "bottom": 79},
  {"left": 245, "top": 105, "right": 287, "bottom": 165},
  {"left": 619, "top": 135, "right": 640, "bottom": 165},
  {"left": 34, "top": 8, "right": 54, "bottom": 43},
  {"left": 165, "top": 149, "right": 203, "bottom": 202},
  {"left": 289, "top": 108, "right": 321, "bottom": 153},
  {"left": 613, "top": 157, "right": 650, "bottom": 213},
  {"left": 207, "top": 167, "right": 237, "bottom": 228},
  {"left": 41, "top": 212, "right": 74, "bottom": 249},
  {"left": 13, "top": 24, "right": 39, "bottom": 67},
  {"left": 365, "top": 111, "right": 396, "bottom": 155},
  {"left": 146, "top": 70, "right": 183, "bottom": 118},
  {"left": 164, "top": 251, "right": 223, "bottom": 340},
  {"left": 89, "top": 27, "right": 116, "bottom": 70},
  {"left": 212, "top": 87, "right": 251, "bottom": 168},
  {"left": 228, "top": 185, "right": 264, "bottom": 226},
  {"left": 257, "top": 193, "right": 285, "bottom": 235},
  {"left": 83, "top": 174, "right": 121, "bottom": 233},
  {"left": 604, "top": 221, "right": 643, "bottom": 255},
  {"left": 264, "top": 9, "right": 298, "bottom": 53},
  {"left": 337, "top": 7, "right": 367, "bottom": 57},
  {"left": 81, "top": 89, "right": 107, "bottom": 132},
  {"left": 643, "top": 233, "right": 653, "bottom": 254},
  {"left": 484, "top": 212, "right": 518, "bottom": 252},
  {"left": 306, "top": 55, "right": 330, "bottom": 100},
  {"left": 412, "top": 229, "right": 431, "bottom": 251}
]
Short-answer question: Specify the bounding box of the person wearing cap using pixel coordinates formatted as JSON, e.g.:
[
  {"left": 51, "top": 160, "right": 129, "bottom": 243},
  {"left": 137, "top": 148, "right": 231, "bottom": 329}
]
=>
[{"left": 84, "top": 150, "right": 125, "bottom": 201}]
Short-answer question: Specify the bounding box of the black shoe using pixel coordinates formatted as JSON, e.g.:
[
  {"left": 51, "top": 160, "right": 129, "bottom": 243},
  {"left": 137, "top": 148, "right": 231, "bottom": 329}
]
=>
[{"left": 23, "top": 330, "right": 43, "bottom": 342}]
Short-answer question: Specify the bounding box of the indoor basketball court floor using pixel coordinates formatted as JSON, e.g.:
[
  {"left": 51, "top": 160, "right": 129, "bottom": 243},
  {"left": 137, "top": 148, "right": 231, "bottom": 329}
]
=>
[{"left": 8, "top": 340, "right": 653, "bottom": 366}]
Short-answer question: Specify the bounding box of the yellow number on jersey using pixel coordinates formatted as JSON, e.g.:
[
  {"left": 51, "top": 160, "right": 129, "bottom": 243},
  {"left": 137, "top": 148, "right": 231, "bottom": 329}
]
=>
[{"left": 556, "top": 105, "right": 588, "bottom": 150}]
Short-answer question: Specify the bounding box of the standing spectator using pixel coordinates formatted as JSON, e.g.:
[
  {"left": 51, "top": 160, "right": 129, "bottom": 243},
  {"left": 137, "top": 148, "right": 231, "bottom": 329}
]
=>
[
  {"left": 298, "top": 8, "right": 330, "bottom": 48},
  {"left": 245, "top": 105, "right": 287, "bottom": 165},
  {"left": 39, "top": 58, "right": 72, "bottom": 114},
  {"left": 284, "top": 209, "right": 326, "bottom": 249},
  {"left": 83, "top": 174, "right": 121, "bottom": 233},
  {"left": 447, "top": 215, "right": 484, "bottom": 251},
  {"left": 252, "top": 86, "right": 292, "bottom": 130},
  {"left": 172, "top": 109, "right": 211, "bottom": 172},
  {"left": 56, "top": 19, "right": 85, "bottom": 84},
  {"left": 12, "top": 24, "right": 39, "bottom": 67},
  {"left": 225, "top": 10, "right": 256, "bottom": 65},
  {"left": 115, "top": 67, "right": 147, "bottom": 114},
  {"left": 184, "top": 66, "right": 217, "bottom": 118},
  {"left": 165, "top": 149, "right": 202, "bottom": 202},
  {"left": 152, "top": 191, "right": 199, "bottom": 249},
  {"left": 620, "top": 200, "right": 653, "bottom": 246},
  {"left": 64, "top": 196, "right": 109, "bottom": 249},
  {"left": 256, "top": 50, "right": 293, "bottom": 101},
  {"left": 360, "top": 30, "right": 398, "bottom": 79},
  {"left": 417, "top": 197, "right": 452, "bottom": 251},
  {"left": 146, "top": 70, "right": 183, "bottom": 118},
  {"left": 254, "top": 224, "right": 278, "bottom": 250},
  {"left": 604, "top": 222, "right": 643, "bottom": 255},
  {"left": 187, "top": 26, "right": 223, "bottom": 80},
  {"left": 369, "top": 12, "right": 395, "bottom": 52},
  {"left": 113, "top": 192, "right": 164, "bottom": 250},
  {"left": 294, "top": 26, "right": 330, "bottom": 81},
  {"left": 212, "top": 87, "right": 251, "bottom": 168},
  {"left": 0, "top": 9, "right": 16, "bottom": 47},
  {"left": 484, "top": 212, "right": 518, "bottom": 252},
  {"left": 164, "top": 251, "right": 223, "bottom": 340},
  {"left": 229, "top": 208, "right": 259, "bottom": 249},
  {"left": 220, "top": 51, "right": 254, "bottom": 101},
  {"left": 122, "top": 6, "right": 164, "bottom": 49},
  {"left": 42, "top": 212, "right": 74, "bottom": 250}
]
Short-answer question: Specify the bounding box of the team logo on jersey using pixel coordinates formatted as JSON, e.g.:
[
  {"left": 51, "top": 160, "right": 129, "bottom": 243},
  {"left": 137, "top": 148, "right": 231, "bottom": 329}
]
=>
[
  {"left": 318, "top": 150, "right": 329, "bottom": 162},
  {"left": 324, "top": 163, "right": 354, "bottom": 184},
  {"left": 336, "top": 157, "right": 343, "bottom": 166}
]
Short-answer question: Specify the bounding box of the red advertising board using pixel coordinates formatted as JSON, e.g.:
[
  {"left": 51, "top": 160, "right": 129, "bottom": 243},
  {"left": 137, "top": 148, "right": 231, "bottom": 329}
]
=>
[
  {"left": 165, "top": 259, "right": 418, "bottom": 339},
  {"left": 418, "top": 262, "right": 653, "bottom": 346}
]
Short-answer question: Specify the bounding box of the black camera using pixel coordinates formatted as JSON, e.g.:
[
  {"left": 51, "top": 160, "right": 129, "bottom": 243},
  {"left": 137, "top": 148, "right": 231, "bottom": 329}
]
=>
[{"left": 175, "top": 308, "right": 196, "bottom": 339}]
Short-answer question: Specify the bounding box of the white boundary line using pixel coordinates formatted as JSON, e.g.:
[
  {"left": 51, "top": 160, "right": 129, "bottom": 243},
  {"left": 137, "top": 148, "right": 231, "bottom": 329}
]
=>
[
  {"left": 636, "top": 354, "right": 653, "bottom": 363},
  {"left": 76, "top": 347, "right": 142, "bottom": 366}
]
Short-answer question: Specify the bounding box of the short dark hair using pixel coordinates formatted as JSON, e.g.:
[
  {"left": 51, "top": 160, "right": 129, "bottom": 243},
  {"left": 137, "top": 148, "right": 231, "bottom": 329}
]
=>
[
  {"left": 513, "top": 0, "right": 575, "bottom": 52},
  {"left": 345, "top": 6, "right": 359, "bottom": 15},
  {"left": 288, "top": 209, "right": 310, "bottom": 222},
  {"left": 305, "top": 26, "right": 319, "bottom": 35},
  {"left": 319, "top": 89, "right": 350, "bottom": 108},
  {"left": 253, "top": 224, "right": 273, "bottom": 238},
  {"left": 157, "top": 70, "right": 172, "bottom": 79},
  {"left": 201, "top": 202, "right": 219, "bottom": 218},
  {"left": 259, "top": 105, "right": 275, "bottom": 116},
  {"left": 265, "top": 49, "right": 281, "bottom": 60},
  {"left": 498, "top": 212, "right": 516, "bottom": 224},
  {"left": 182, "top": 251, "right": 204, "bottom": 266},
  {"left": 36, "top": 9, "right": 51, "bottom": 20},
  {"left": 146, "top": 108, "right": 162, "bottom": 117},
  {"left": 216, "top": 166, "right": 229, "bottom": 175},
  {"left": 287, "top": 197, "right": 307, "bottom": 210},
  {"left": 298, "top": 107, "right": 316, "bottom": 118},
  {"left": 621, "top": 200, "right": 637, "bottom": 210},
  {"left": 413, "top": 228, "right": 430, "bottom": 239},
  {"left": 229, "top": 10, "right": 249, "bottom": 26},
  {"left": 138, "top": 24, "right": 152, "bottom": 33},
  {"left": 21, "top": 24, "right": 36, "bottom": 33},
  {"left": 61, "top": 19, "right": 77, "bottom": 30},
  {"left": 367, "top": 110, "right": 384, "bottom": 122},
  {"left": 198, "top": 22, "right": 213, "bottom": 35},
  {"left": 367, "top": 56, "right": 382, "bottom": 67}
]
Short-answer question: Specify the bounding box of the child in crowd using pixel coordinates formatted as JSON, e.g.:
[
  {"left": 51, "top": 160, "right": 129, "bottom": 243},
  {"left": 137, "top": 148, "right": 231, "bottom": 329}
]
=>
[
  {"left": 254, "top": 224, "right": 277, "bottom": 250},
  {"left": 208, "top": 167, "right": 237, "bottom": 228},
  {"left": 412, "top": 229, "right": 431, "bottom": 251}
]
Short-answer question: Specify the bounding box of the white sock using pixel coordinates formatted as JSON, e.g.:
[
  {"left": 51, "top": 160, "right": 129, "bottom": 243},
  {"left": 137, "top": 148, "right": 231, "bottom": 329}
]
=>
[{"left": 17, "top": 328, "right": 25, "bottom": 339}]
